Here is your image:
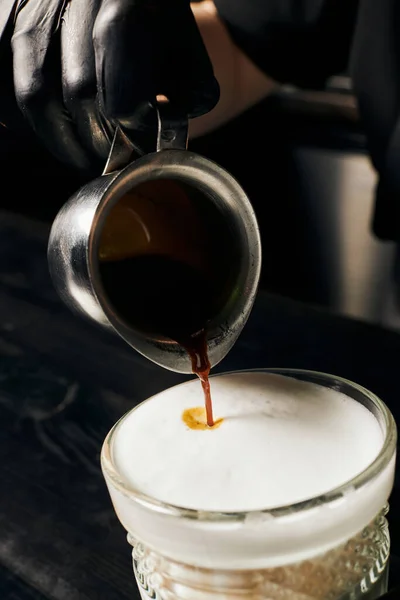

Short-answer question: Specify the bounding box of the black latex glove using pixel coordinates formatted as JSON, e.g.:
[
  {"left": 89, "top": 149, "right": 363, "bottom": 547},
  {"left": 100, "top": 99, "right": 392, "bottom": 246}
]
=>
[{"left": 0, "top": 0, "right": 219, "bottom": 172}]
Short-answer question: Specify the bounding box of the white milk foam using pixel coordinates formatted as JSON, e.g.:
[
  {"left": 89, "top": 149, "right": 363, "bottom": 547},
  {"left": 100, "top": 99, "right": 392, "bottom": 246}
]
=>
[{"left": 112, "top": 372, "right": 383, "bottom": 512}]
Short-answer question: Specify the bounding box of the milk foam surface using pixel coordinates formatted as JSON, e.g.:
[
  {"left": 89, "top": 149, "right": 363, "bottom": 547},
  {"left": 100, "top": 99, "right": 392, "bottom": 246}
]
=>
[{"left": 112, "top": 372, "right": 384, "bottom": 512}]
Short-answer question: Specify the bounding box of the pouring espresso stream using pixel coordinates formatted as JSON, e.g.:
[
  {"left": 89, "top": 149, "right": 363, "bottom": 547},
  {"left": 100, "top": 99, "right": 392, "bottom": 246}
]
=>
[
  {"left": 47, "top": 100, "right": 261, "bottom": 415},
  {"left": 98, "top": 177, "right": 236, "bottom": 425}
]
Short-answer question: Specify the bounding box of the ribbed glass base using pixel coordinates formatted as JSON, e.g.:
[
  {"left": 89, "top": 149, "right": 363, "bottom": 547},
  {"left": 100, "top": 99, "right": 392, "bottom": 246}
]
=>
[{"left": 131, "top": 508, "right": 390, "bottom": 600}]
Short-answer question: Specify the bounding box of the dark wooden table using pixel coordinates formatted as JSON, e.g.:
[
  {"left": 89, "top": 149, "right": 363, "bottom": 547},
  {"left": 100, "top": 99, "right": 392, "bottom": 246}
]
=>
[{"left": 1, "top": 210, "right": 400, "bottom": 599}]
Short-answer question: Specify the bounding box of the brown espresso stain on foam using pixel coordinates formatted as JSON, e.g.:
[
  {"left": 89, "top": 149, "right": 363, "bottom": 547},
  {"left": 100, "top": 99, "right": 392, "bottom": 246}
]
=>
[{"left": 182, "top": 407, "right": 223, "bottom": 431}]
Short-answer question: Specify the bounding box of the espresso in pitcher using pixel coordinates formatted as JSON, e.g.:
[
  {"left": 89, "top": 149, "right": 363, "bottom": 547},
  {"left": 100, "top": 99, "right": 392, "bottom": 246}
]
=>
[{"left": 98, "top": 178, "right": 237, "bottom": 425}]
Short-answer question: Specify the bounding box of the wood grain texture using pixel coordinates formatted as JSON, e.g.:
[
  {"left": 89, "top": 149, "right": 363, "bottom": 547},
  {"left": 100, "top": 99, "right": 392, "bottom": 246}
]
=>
[{"left": 0, "top": 210, "right": 399, "bottom": 598}]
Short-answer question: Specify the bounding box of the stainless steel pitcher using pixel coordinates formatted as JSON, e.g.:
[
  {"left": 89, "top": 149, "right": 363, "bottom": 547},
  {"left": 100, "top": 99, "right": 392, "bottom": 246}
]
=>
[{"left": 47, "top": 100, "right": 261, "bottom": 373}]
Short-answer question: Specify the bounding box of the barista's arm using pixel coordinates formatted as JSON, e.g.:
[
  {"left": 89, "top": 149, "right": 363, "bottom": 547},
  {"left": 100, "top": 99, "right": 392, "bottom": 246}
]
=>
[
  {"left": 190, "top": 0, "right": 359, "bottom": 138},
  {"left": 189, "top": 1, "right": 277, "bottom": 138}
]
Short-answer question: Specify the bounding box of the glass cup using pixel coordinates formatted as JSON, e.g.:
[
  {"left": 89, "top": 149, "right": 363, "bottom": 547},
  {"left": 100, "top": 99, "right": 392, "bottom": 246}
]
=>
[{"left": 101, "top": 369, "right": 397, "bottom": 599}]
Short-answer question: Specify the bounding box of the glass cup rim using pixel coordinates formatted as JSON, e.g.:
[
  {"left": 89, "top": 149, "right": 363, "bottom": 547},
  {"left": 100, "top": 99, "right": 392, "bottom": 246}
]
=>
[{"left": 101, "top": 368, "right": 397, "bottom": 523}]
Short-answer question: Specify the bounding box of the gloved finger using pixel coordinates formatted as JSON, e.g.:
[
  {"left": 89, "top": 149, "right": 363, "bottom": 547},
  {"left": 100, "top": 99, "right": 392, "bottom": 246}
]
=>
[
  {"left": 162, "top": 1, "right": 220, "bottom": 118},
  {"left": 0, "top": 0, "right": 28, "bottom": 130},
  {"left": 12, "top": 0, "right": 92, "bottom": 169},
  {"left": 93, "top": 0, "right": 219, "bottom": 130},
  {"left": 61, "top": 0, "right": 113, "bottom": 164}
]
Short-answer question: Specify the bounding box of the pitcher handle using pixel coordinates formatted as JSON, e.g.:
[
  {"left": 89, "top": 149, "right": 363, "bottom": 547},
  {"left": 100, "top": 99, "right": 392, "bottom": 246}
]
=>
[
  {"left": 103, "top": 96, "right": 188, "bottom": 175},
  {"left": 102, "top": 126, "right": 140, "bottom": 175},
  {"left": 156, "top": 95, "right": 188, "bottom": 152}
]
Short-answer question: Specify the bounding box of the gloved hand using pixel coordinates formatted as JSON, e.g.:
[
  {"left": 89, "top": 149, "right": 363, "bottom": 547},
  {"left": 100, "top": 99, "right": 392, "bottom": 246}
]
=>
[{"left": 0, "top": 0, "right": 219, "bottom": 171}]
